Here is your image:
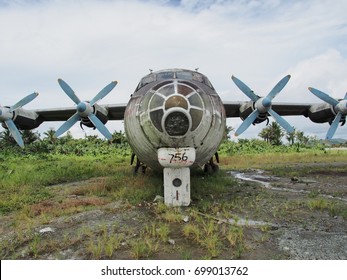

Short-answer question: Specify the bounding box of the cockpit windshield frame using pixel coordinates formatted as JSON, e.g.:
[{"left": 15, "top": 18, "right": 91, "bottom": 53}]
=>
[{"left": 135, "top": 69, "right": 215, "bottom": 91}]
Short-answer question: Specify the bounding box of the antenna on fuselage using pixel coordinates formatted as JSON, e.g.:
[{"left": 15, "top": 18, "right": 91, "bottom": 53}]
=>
[
  {"left": 195, "top": 67, "right": 199, "bottom": 72},
  {"left": 149, "top": 69, "right": 153, "bottom": 73}
]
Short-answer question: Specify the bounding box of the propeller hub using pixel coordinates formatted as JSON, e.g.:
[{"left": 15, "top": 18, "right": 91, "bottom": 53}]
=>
[
  {"left": 255, "top": 97, "right": 271, "bottom": 114},
  {"left": 0, "top": 107, "right": 12, "bottom": 121},
  {"left": 262, "top": 97, "right": 272, "bottom": 108},
  {"left": 56, "top": 79, "right": 115, "bottom": 140},
  {"left": 335, "top": 100, "right": 347, "bottom": 115},
  {"left": 77, "top": 102, "right": 87, "bottom": 113},
  {"left": 76, "top": 101, "right": 93, "bottom": 118},
  {"left": 233, "top": 75, "right": 292, "bottom": 137}
]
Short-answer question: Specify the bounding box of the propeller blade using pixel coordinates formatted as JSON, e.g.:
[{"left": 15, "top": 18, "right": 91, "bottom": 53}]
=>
[
  {"left": 4, "top": 119, "right": 24, "bottom": 148},
  {"left": 10, "top": 92, "right": 39, "bottom": 112},
  {"left": 88, "top": 113, "right": 112, "bottom": 140},
  {"left": 268, "top": 109, "right": 294, "bottom": 134},
  {"left": 90, "top": 81, "right": 117, "bottom": 106},
  {"left": 231, "top": 76, "right": 259, "bottom": 102},
  {"left": 55, "top": 113, "right": 80, "bottom": 137},
  {"left": 266, "top": 75, "right": 291, "bottom": 100},
  {"left": 58, "top": 79, "right": 81, "bottom": 105},
  {"left": 326, "top": 113, "right": 342, "bottom": 140},
  {"left": 308, "top": 87, "right": 339, "bottom": 106},
  {"left": 235, "top": 109, "right": 259, "bottom": 136}
]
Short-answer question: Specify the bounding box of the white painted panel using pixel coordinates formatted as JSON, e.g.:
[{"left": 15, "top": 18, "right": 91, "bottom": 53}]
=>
[
  {"left": 163, "top": 167, "right": 190, "bottom": 207},
  {"left": 158, "top": 147, "right": 196, "bottom": 168}
]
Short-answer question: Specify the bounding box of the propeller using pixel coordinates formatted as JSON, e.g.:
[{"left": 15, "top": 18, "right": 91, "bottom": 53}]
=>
[
  {"left": 0, "top": 92, "right": 39, "bottom": 148},
  {"left": 232, "top": 75, "right": 294, "bottom": 136},
  {"left": 308, "top": 87, "right": 347, "bottom": 140},
  {"left": 55, "top": 79, "right": 117, "bottom": 140}
]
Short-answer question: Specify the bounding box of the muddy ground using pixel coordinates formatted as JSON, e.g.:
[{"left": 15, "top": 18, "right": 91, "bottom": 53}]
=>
[{"left": 1, "top": 162, "right": 346, "bottom": 260}]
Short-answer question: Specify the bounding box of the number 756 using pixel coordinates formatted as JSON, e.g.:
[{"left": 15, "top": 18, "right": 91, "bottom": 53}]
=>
[{"left": 168, "top": 152, "right": 188, "bottom": 163}]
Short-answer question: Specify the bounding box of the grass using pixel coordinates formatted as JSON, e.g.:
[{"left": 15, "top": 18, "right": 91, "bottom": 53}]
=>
[
  {"left": 0, "top": 145, "right": 346, "bottom": 259},
  {"left": 220, "top": 149, "right": 347, "bottom": 171},
  {"left": 0, "top": 155, "right": 129, "bottom": 214},
  {"left": 307, "top": 198, "right": 347, "bottom": 218},
  {"left": 182, "top": 213, "right": 246, "bottom": 259}
]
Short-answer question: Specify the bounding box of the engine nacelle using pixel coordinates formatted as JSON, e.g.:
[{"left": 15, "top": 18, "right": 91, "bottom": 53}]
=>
[
  {"left": 2, "top": 108, "right": 42, "bottom": 130},
  {"left": 80, "top": 103, "right": 109, "bottom": 128},
  {"left": 308, "top": 103, "right": 338, "bottom": 124},
  {"left": 239, "top": 101, "right": 268, "bottom": 124}
]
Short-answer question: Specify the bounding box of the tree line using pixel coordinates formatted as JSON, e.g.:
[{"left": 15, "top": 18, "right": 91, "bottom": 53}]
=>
[{"left": 0, "top": 122, "right": 344, "bottom": 154}]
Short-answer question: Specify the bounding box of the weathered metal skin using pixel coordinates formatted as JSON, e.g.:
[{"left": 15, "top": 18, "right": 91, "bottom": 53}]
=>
[
  {"left": 0, "top": 107, "right": 42, "bottom": 130},
  {"left": 239, "top": 101, "right": 269, "bottom": 124},
  {"left": 124, "top": 69, "right": 226, "bottom": 170},
  {"left": 308, "top": 103, "right": 341, "bottom": 123},
  {"left": 78, "top": 103, "right": 109, "bottom": 128},
  {"left": 1, "top": 104, "right": 110, "bottom": 131},
  {"left": 240, "top": 99, "right": 343, "bottom": 125}
]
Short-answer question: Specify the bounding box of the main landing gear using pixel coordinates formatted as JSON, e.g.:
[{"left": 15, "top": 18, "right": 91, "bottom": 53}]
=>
[
  {"left": 203, "top": 152, "right": 220, "bottom": 174},
  {"left": 131, "top": 153, "right": 147, "bottom": 174}
]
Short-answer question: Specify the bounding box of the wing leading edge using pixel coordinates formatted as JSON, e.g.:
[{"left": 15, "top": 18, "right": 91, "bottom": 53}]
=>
[
  {"left": 35, "top": 103, "right": 127, "bottom": 122},
  {"left": 222, "top": 101, "right": 313, "bottom": 118}
]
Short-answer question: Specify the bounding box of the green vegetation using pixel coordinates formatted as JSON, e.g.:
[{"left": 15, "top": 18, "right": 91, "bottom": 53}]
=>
[{"left": 0, "top": 127, "right": 346, "bottom": 259}]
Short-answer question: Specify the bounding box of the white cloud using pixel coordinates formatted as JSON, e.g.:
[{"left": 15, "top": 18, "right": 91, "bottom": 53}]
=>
[
  {"left": 285, "top": 49, "right": 347, "bottom": 102},
  {"left": 0, "top": 0, "right": 346, "bottom": 139}
]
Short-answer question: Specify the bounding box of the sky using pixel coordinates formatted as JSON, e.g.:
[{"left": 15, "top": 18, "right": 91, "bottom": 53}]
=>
[{"left": 0, "top": 0, "right": 347, "bottom": 140}]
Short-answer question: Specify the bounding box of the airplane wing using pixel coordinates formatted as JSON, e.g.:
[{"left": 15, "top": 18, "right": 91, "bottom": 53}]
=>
[
  {"left": 36, "top": 102, "right": 311, "bottom": 121},
  {"left": 35, "top": 103, "right": 127, "bottom": 121},
  {"left": 223, "top": 101, "right": 242, "bottom": 117},
  {"left": 271, "top": 103, "right": 312, "bottom": 117},
  {"left": 105, "top": 104, "right": 127, "bottom": 120},
  {"left": 35, "top": 107, "right": 76, "bottom": 121},
  {"left": 223, "top": 101, "right": 312, "bottom": 118}
]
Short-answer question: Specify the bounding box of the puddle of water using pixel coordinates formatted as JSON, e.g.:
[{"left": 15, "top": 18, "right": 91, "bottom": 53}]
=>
[
  {"left": 227, "top": 217, "right": 277, "bottom": 228},
  {"left": 228, "top": 170, "right": 347, "bottom": 203}
]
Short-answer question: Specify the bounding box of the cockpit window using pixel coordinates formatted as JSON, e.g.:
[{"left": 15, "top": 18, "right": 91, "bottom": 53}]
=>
[
  {"left": 177, "top": 84, "right": 194, "bottom": 96},
  {"left": 176, "top": 71, "right": 192, "bottom": 80},
  {"left": 136, "top": 74, "right": 156, "bottom": 91},
  {"left": 136, "top": 70, "right": 214, "bottom": 92},
  {"left": 178, "top": 71, "right": 214, "bottom": 89},
  {"left": 157, "top": 72, "right": 174, "bottom": 80},
  {"left": 149, "top": 95, "right": 165, "bottom": 110},
  {"left": 148, "top": 82, "right": 205, "bottom": 134},
  {"left": 158, "top": 84, "right": 175, "bottom": 96},
  {"left": 188, "top": 93, "right": 203, "bottom": 108}
]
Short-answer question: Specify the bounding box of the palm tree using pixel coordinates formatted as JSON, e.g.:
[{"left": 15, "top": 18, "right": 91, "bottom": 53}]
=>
[
  {"left": 295, "top": 130, "right": 309, "bottom": 146},
  {"left": 43, "top": 128, "right": 57, "bottom": 144},
  {"left": 258, "top": 122, "right": 284, "bottom": 145},
  {"left": 21, "top": 130, "right": 40, "bottom": 145},
  {"left": 258, "top": 126, "right": 271, "bottom": 143},
  {"left": 286, "top": 131, "right": 296, "bottom": 145},
  {"left": 223, "top": 126, "right": 234, "bottom": 141},
  {"left": 0, "top": 129, "right": 17, "bottom": 146}
]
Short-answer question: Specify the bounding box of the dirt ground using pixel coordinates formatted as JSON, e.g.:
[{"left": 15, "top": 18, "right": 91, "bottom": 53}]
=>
[
  {"left": 1, "top": 162, "right": 346, "bottom": 260},
  {"left": 229, "top": 165, "right": 347, "bottom": 260}
]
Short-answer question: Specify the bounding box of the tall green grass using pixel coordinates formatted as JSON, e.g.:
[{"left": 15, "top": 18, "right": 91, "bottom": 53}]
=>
[
  {"left": 0, "top": 154, "right": 129, "bottom": 214},
  {"left": 1, "top": 139, "right": 346, "bottom": 214}
]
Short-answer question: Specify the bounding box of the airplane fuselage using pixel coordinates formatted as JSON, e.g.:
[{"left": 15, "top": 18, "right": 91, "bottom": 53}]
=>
[{"left": 124, "top": 69, "right": 226, "bottom": 170}]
